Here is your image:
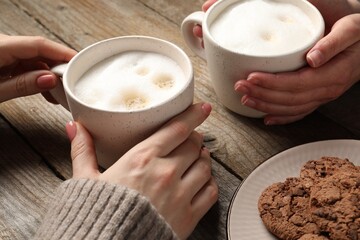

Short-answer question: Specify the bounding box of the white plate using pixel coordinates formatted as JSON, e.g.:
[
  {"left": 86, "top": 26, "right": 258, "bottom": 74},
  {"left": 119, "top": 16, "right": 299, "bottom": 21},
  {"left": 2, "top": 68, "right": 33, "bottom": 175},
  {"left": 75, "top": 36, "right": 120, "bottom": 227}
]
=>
[{"left": 227, "top": 139, "right": 360, "bottom": 240}]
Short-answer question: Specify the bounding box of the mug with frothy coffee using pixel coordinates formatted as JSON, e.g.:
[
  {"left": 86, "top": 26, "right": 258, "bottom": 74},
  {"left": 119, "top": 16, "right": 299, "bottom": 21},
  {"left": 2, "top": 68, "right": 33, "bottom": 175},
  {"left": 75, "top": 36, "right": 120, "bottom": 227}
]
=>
[
  {"left": 51, "top": 36, "right": 194, "bottom": 168},
  {"left": 182, "top": 0, "right": 324, "bottom": 117}
]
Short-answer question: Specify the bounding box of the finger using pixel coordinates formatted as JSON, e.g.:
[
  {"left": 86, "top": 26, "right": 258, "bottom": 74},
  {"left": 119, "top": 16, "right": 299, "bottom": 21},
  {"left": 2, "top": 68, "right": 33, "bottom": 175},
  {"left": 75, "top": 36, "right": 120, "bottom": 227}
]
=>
[
  {"left": 142, "top": 102, "right": 212, "bottom": 157},
  {"left": 241, "top": 94, "right": 321, "bottom": 116},
  {"left": 193, "top": 25, "right": 203, "bottom": 38},
  {"left": 166, "top": 131, "right": 204, "bottom": 175},
  {"left": 193, "top": 25, "right": 205, "bottom": 48},
  {"left": 181, "top": 147, "right": 212, "bottom": 197},
  {"left": 66, "top": 121, "right": 100, "bottom": 179},
  {"left": 245, "top": 70, "right": 315, "bottom": 92},
  {"left": 264, "top": 112, "right": 312, "bottom": 125},
  {"left": 235, "top": 79, "right": 335, "bottom": 106},
  {"left": 202, "top": 0, "right": 218, "bottom": 12},
  {"left": 307, "top": 15, "right": 360, "bottom": 68},
  {"left": 190, "top": 177, "right": 218, "bottom": 223},
  {"left": 0, "top": 35, "right": 77, "bottom": 67},
  {"left": 245, "top": 63, "right": 341, "bottom": 92},
  {"left": 17, "top": 56, "right": 69, "bottom": 70},
  {"left": 0, "top": 70, "right": 58, "bottom": 102}
]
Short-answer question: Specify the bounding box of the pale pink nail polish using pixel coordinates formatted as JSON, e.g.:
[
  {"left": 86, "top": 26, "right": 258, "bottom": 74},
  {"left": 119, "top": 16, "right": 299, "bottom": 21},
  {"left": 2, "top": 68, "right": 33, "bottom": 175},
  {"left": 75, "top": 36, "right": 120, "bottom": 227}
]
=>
[
  {"left": 265, "top": 119, "right": 275, "bottom": 125},
  {"left": 37, "top": 74, "right": 56, "bottom": 89},
  {"left": 234, "top": 82, "right": 249, "bottom": 94},
  {"left": 65, "top": 121, "right": 77, "bottom": 141},
  {"left": 202, "top": 103, "right": 212, "bottom": 115},
  {"left": 242, "top": 98, "right": 256, "bottom": 107}
]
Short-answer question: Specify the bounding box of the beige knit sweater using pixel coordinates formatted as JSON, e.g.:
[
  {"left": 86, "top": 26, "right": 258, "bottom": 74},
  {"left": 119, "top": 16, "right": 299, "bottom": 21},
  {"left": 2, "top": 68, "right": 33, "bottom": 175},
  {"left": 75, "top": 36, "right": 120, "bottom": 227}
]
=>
[{"left": 34, "top": 179, "right": 178, "bottom": 240}]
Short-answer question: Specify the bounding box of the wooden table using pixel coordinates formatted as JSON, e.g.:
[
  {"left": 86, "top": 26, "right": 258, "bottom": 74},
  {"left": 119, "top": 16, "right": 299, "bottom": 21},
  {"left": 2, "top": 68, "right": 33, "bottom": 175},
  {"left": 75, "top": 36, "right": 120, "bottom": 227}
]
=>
[{"left": 0, "top": 1, "right": 359, "bottom": 239}]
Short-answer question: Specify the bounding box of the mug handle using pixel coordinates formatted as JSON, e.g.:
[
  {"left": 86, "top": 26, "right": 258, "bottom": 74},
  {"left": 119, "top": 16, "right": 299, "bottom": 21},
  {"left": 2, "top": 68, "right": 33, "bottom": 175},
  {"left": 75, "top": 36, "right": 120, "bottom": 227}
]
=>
[
  {"left": 49, "top": 63, "right": 70, "bottom": 111},
  {"left": 181, "top": 11, "right": 207, "bottom": 60}
]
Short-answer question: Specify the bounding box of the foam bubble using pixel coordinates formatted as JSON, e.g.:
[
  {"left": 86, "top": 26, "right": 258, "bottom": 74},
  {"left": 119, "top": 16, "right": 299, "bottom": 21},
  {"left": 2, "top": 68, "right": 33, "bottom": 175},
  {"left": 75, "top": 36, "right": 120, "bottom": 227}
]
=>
[
  {"left": 135, "top": 66, "right": 150, "bottom": 76},
  {"left": 152, "top": 73, "right": 174, "bottom": 89}
]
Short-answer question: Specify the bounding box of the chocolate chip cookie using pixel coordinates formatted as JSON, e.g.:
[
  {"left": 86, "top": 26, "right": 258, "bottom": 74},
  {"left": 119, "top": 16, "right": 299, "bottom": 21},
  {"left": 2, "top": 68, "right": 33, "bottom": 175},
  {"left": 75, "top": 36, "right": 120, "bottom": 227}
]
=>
[
  {"left": 300, "top": 156, "right": 357, "bottom": 190},
  {"left": 258, "top": 177, "right": 320, "bottom": 240},
  {"left": 258, "top": 156, "right": 359, "bottom": 240},
  {"left": 310, "top": 170, "right": 360, "bottom": 240}
]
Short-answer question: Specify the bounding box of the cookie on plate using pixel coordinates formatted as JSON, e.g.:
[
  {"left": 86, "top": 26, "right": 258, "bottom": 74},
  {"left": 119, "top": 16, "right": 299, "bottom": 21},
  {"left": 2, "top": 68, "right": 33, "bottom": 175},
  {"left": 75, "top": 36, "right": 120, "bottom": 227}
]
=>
[
  {"left": 300, "top": 156, "right": 357, "bottom": 190},
  {"left": 309, "top": 170, "right": 360, "bottom": 240},
  {"left": 258, "top": 177, "right": 320, "bottom": 240}
]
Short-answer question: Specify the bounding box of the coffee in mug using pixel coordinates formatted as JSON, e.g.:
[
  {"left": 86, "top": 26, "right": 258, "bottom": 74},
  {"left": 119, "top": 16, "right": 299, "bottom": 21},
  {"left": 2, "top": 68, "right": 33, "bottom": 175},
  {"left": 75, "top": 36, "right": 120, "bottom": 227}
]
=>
[
  {"left": 50, "top": 36, "right": 194, "bottom": 168},
  {"left": 182, "top": 0, "right": 324, "bottom": 118},
  {"left": 74, "top": 51, "right": 186, "bottom": 111},
  {"left": 210, "top": 0, "right": 318, "bottom": 56}
]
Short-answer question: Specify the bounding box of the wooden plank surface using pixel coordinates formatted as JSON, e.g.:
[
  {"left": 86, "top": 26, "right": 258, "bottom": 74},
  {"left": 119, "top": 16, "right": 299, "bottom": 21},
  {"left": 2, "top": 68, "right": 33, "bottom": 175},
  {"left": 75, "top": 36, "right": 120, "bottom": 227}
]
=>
[
  {"left": 0, "top": 116, "right": 62, "bottom": 239},
  {"left": 2, "top": 0, "right": 357, "bottom": 179},
  {"left": 0, "top": 0, "right": 359, "bottom": 239}
]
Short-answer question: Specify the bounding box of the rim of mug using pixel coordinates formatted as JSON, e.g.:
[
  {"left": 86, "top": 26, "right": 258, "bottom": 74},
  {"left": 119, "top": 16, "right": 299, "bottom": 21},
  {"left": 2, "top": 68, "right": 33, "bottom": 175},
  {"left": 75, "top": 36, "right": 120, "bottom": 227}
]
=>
[
  {"left": 202, "top": 0, "right": 325, "bottom": 58},
  {"left": 63, "top": 35, "right": 194, "bottom": 113}
]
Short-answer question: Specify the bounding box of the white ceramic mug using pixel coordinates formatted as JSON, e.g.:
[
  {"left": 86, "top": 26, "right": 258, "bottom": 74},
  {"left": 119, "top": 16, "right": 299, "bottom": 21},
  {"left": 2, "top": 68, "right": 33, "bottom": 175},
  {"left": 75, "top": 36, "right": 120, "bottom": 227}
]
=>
[
  {"left": 51, "top": 36, "right": 194, "bottom": 168},
  {"left": 181, "top": 0, "right": 325, "bottom": 118}
]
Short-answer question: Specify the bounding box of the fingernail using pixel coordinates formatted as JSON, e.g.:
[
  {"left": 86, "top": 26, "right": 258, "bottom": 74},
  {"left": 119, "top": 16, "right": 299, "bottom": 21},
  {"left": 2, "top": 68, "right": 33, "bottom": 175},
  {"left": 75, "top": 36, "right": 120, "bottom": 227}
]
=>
[
  {"left": 265, "top": 119, "right": 275, "bottom": 125},
  {"left": 242, "top": 97, "right": 256, "bottom": 107},
  {"left": 247, "top": 75, "right": 259, "bottom": 84},
  {"left": 37, "top": 74, "right": 56, "bottom": 89},
  {"left": 307, "top": 49, "right": 324, "bottom": 68},
  {"left": 66, "top": 121, "right": 77, "bottom": 141},
  {"left": 202, "top": 103, "right": 212, "bottom": 115},
  {"left": 234, "top": 82, "right": 249, "bottom": 94}
]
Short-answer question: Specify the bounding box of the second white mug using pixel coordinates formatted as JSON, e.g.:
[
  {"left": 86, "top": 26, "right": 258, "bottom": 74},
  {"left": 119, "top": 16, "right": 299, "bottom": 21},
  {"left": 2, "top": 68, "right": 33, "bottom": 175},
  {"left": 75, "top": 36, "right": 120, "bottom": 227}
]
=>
[{"left": 181, "top": 0, "right": 325, "bottom": 118}]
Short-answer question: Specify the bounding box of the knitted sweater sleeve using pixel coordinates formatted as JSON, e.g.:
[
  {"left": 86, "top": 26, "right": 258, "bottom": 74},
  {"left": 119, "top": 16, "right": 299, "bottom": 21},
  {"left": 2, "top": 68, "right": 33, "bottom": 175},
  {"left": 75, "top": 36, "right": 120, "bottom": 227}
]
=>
[{"left": 33, "top": 179, "right": 178, "bottom": 240}]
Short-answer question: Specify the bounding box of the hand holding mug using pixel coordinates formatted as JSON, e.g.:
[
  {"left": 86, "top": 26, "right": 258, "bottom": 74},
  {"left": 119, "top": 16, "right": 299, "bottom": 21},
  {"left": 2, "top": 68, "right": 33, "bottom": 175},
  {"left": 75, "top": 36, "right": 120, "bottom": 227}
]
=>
[
  {"left": 50, "top": 36, "right": 194, "bottom": 168},
  {"left": 192, "top": 0, "right": 360, "bottom": 125},
  {"left": 236, "top": 13, "right": 360, "bottom": 125},
  {"left": 66, "top": 103, "right": 219, "bottom": 239},
  {"left": 183, "top": 0, "right": 324, "bottom": 118}
]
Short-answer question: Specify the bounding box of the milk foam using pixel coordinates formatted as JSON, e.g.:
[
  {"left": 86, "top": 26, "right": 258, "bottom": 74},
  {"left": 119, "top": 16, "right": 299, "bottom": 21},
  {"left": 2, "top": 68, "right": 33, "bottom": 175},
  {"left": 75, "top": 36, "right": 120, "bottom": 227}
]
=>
[
  {"left": 210, "top": 0, "right": 316, "bottom": 55},
  {"left": 74, "top": 51, "right": 186, "bottom": 111}
]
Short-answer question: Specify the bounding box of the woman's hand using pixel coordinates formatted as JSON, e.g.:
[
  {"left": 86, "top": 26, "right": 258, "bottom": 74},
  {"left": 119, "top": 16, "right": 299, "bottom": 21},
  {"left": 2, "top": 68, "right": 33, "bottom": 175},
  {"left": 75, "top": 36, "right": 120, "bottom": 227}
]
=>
[
  {"left": 66, "top": 103, "right": 219, "bottom": 239},
  {"left": 235, "top": 13, "right": 360, "bottom": 125},
  {"left": 0, "top": 34, "right": 77, "bottom": 103},
  {"left": 193, "top": 0, "right": 360, "bottom": 125}
]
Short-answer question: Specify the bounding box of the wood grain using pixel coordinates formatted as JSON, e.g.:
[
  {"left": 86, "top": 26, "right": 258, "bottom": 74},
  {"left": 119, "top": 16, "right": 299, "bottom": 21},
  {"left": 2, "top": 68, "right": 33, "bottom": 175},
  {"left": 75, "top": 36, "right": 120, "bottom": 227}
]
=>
[
  {"left": 0, "top": 116, "right": 62, "bottom": 239},
  {"left": 0, "top": 0, "right": 359, "bottom": 239}
]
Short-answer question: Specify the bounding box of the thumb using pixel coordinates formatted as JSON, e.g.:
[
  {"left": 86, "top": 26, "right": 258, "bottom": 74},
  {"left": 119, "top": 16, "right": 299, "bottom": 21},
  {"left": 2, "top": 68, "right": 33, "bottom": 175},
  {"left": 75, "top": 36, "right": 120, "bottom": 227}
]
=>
[
  {"left": 307, "top": 15, "right": 360, "bottom": 68},
  {"left": 66, "top": 121, "right": 100, "bottom": 179},
  {"left": 0, "top": 70, "right": 58, "bottom": 102}
]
